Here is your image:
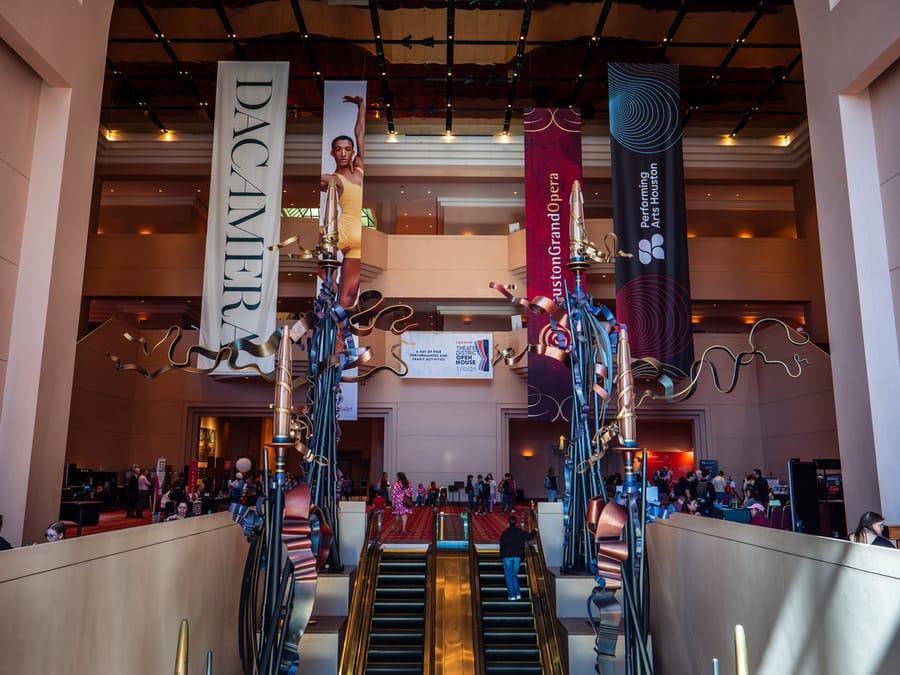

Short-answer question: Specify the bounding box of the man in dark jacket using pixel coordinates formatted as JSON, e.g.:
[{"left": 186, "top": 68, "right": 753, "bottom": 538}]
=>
[
  {"left": 125, "top": 465, "right": 140, "bottom": 518},
  {"left": 499, "top": 516, "right": 537, "bottom": 601}
]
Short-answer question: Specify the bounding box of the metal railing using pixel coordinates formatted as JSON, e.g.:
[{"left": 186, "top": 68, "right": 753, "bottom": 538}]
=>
[
  {"left": 524, "top": 506, "right": 566, "bottom": 675},
  {"left": 466, "top": 510, "right": 487, "bottom": 675},
  {"left": 338, "top": 512, "right": 382, "bottom": 674}
]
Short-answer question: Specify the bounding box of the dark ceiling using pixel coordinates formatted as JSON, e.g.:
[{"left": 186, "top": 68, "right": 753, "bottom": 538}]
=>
[{"left": 103, "top": 0, "right": 806, "bottom": 139}]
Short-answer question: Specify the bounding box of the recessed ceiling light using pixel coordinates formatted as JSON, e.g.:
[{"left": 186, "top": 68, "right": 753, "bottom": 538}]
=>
[
  {"left": 428, "top": 212, "right": 432, "bottom": 216},
  {"left": 158, "top": 188, "right": 164, "bottom": 193}
]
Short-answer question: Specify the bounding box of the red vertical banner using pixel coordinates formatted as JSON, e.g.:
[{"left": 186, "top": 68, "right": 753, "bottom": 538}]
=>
[
  {"left": 188, "top": 460, "right": 199, "bottom": 500},
  {"left": 524, "top": 108, "right": 582, "bottom": 421}
]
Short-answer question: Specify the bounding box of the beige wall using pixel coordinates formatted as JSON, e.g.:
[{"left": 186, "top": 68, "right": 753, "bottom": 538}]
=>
[
  {"left": 647, "top": 515, "right": 900, "bottom": 675},
  {"left": 794, "top": 0, "right": 900, "bottom": 522},
  {"left": 0, "top": 39, "right": 40, "bottom": 421},
  {"left": 0, "top": 0, "right": 116, "bottom": 546},
  {"left": 0, "top": 513, "right": 246, "bottom": 674}
]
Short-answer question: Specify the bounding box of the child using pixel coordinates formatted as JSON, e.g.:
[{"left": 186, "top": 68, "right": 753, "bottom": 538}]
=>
[
  {"left": 372, "top": 493, "right": 386, "bottom": 531},
  {"left": 417, "top": 483, "right": 427, "bottom": 507}
]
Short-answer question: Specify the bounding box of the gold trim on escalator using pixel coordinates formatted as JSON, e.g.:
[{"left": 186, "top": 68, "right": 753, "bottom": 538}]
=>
[
  {"left": 467, "top": 511, "right": 487, "bottom": 675},
  {"left": 525, "top": 508, "right": 566, "bottom": 674},
  {"left": 339, "top": 510, "right": 382, "bottom": 674}
]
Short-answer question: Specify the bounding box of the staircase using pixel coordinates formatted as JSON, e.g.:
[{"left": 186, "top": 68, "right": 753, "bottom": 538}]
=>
[
  {"left": 365, "top": 549, "right": 428, "bottom": 673},
  {"left": 477, "top": 551, "right": 543, "bottom": 674}
]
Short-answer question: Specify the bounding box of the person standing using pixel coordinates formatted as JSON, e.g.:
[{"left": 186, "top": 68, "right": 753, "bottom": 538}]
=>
[
  {"left": 487, "top": 473, "right": 497, "bottom": 513},
  {"left": 499, "top": 516, "right": 537, "bottom": 601},
  {"left": 135, "top": 469, "right": 151, "bottom": 519},
  {"left": 544, "top": 469, "right": 558, "bottom": 502},
  {"left": 499, "top": 473, "right": 517, "bottom": 514},
  {"left": 390, "top": 472, "right": 414, "bottom": 534},
  {"left": 465, "top": 475, "right": 476, "bottom": 511},
  {"left": 125, "top": 465, "right": 140, "bottom": 518},
  {"left": 711, "top": 470, "right": 727, "bottom": 504}
]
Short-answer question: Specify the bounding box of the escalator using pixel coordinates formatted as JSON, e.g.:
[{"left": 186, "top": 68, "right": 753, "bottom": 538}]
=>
[
  {"left": 365, "top": 548, "right": 430, "bottom": 673},
  {"left": 477, "top": 550, "right": 543, "bottom": 674}
]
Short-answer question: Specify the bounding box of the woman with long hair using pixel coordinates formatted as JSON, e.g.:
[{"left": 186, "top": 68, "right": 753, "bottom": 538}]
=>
[
  {"left": 390, "top": 472, "right": 414, "bottom": 534},
  {"left": 850, "top": 511, "right": 896, "bottom": 548}
]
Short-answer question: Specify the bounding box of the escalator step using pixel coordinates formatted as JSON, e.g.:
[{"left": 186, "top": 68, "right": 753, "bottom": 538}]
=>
[
  {"left": 366, "top": 647, "right": 424, "bottom": 663},
  {"left": 369, "top": 630, "right": 425, "bottom": 645},
  {"left": 484, "top": 646, "right": 542, "bottom": 661},
  {"left": 482, "top": 615, "right": 536, "bottom": 629},
  {"left": 482, "top": 629, "right": 539, "bottom": 644},
  {"left": 485, "top": 665, "right": 544, "bottom": 674},
  {"left": 371, "top": 615, "right": 425, "bottom": 628},
  {"left": 376, "top": 574, "right": 427, "bottom": 585},
  {"left": 365, "top": 665, "right": 424, "bottom": 674},
  {"left": 481, "top": 600, "right": 534, "bottom": 614},
  {"left": 374, "top": 600, "right": 428, "bottom": 613},
  {"left": 375, "top": 588, "right": 426, "bottom": 600}
]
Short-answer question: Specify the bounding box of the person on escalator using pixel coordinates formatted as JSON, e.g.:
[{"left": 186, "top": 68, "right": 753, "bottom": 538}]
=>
[{"left": 499, "top": 516, "right": 537, "bottom": 601}]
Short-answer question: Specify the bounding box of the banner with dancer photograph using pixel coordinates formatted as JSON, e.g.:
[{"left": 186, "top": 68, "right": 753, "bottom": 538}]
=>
[
  {"left": 523, "top": 108, "right": 581, "bottom": 421},
  {"left": 200, "top": 61, "right": 289, "bottom": 374},
  {"left": 609, "top": 63, "right": 693, "bottom": 374},
  {"left": 320, "top": 80, "right": 367, "bottom": 419}
]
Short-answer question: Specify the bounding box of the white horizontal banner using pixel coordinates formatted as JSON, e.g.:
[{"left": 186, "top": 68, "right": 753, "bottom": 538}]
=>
[{"left": 402, "top": 331, "right": 493, "bottom": 379}]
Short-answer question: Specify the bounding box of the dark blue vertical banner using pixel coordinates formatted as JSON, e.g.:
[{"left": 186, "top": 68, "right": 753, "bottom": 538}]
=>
[{"left": 609, "top": 63, "right": 693, "bottom": 375}]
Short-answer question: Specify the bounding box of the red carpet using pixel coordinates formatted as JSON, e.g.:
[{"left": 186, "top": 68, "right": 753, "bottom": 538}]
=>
[
  {"left": 371, "top": 505, "right": 535, "bottom": 544},
  {"left": 62, "top": 508, "right": 153, "bottom": 538}
]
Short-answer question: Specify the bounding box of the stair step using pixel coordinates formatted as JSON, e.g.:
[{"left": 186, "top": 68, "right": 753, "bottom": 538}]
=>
[
  {"left": 485, "top": 665, "right": 544, "bottom": 674},
  {"left": 366, "top": 647, "right": 424, "bottom": 663},
  {"left": 482, "top": 629, "right": 539, "bottom": 644},
  {"left": 370, "top": 615, "right": 425, "bottom": 629},
  {"left": 484, "top": 646, "right": 542, "bottom": 661}
]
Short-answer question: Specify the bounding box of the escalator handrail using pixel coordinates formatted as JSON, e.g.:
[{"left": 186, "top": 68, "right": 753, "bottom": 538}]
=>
[
  {"left": 466, "top": 509, "right": 487, "bottom": 675},
  {"left": 338, "top": 511, "right": 382, "bottom": 674},
  {"left": 524, "top": 506, "right": 566, "bottom": 675},
  {"left": 422, "top": 510, "right": 440, "bottom": 675}
]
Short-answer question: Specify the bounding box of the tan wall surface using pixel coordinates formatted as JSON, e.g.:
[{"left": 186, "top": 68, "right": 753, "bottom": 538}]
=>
[
  {"left": 0, "top": 0, "right": 116, "bottom": 546},
  {"left": 0, "top": 512, "right": 246, "bottom": 675},
  {"left": 647, "top": 515, "right": 900, "bottom": 675}
]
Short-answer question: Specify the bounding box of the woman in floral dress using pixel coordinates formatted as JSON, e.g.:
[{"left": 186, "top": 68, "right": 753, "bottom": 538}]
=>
[{"left": 391, "top": 472, "right": 414, "bottom": 534}]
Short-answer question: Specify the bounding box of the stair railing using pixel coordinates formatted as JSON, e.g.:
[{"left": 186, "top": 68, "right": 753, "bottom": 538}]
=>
[
  {"left": 524, "top": 506, "right": 566, "bottom": 674},
  {"left": 338, "top": 512, "right": 382, "bottom": 674},
  {"left": 465, "top": 509, "right": 487, "bottom": 675}
]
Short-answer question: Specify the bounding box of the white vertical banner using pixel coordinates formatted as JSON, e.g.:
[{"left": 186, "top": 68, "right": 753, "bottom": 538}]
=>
[
  {"left": 200, "top": 61, "right": 289, "bottom": 374},
  {"left": 320, "top": 80, "right": 367, "bottom": 420}
]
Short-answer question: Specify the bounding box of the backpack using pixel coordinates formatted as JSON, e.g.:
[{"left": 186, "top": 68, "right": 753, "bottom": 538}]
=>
[
  {"left": 543, "top": 476, "right": 552, "bottom": 489},
  {"left": 502, "top": 479, "right": 515, "bottom": 495}
]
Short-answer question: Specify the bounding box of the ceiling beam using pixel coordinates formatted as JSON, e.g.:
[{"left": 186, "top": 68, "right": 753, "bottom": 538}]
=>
[{"left": 502, "top": 0, "right": 534, "bottom": 134}]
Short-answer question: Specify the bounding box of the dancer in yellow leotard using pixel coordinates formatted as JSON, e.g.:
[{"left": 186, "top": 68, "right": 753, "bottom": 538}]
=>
[{"left": 321, "top": 95, "right": 364, "bottom": 310}]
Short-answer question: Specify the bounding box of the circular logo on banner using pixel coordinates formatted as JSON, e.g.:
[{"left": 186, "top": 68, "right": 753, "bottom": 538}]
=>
[{"left": 616, "top": 275, "right": 692, "bottom": 360}]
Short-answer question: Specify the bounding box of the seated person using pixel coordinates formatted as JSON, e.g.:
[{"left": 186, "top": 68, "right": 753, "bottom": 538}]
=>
[
  {"left": 680, "top": 498, "right": 700, "bottom": 516},
  {"left": 46, "top": 521, "right": 67, "bottom": 542},
  {"left": 667, "top": 495, "right": 686, "bottom": 515},
  {"left": 747, "top": 502, "right": 771, "bottom": 527},
  {"left": 416, "top": 483, "right": 427, "bottom": 507},
  {"left": 165, "top": 501, "right": 191, "bottom": 521}
]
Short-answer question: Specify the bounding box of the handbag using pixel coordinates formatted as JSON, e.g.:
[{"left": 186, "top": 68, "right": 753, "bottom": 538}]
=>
[{"left": 402, "top": 494, "right": 414, "bottom": 507}]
